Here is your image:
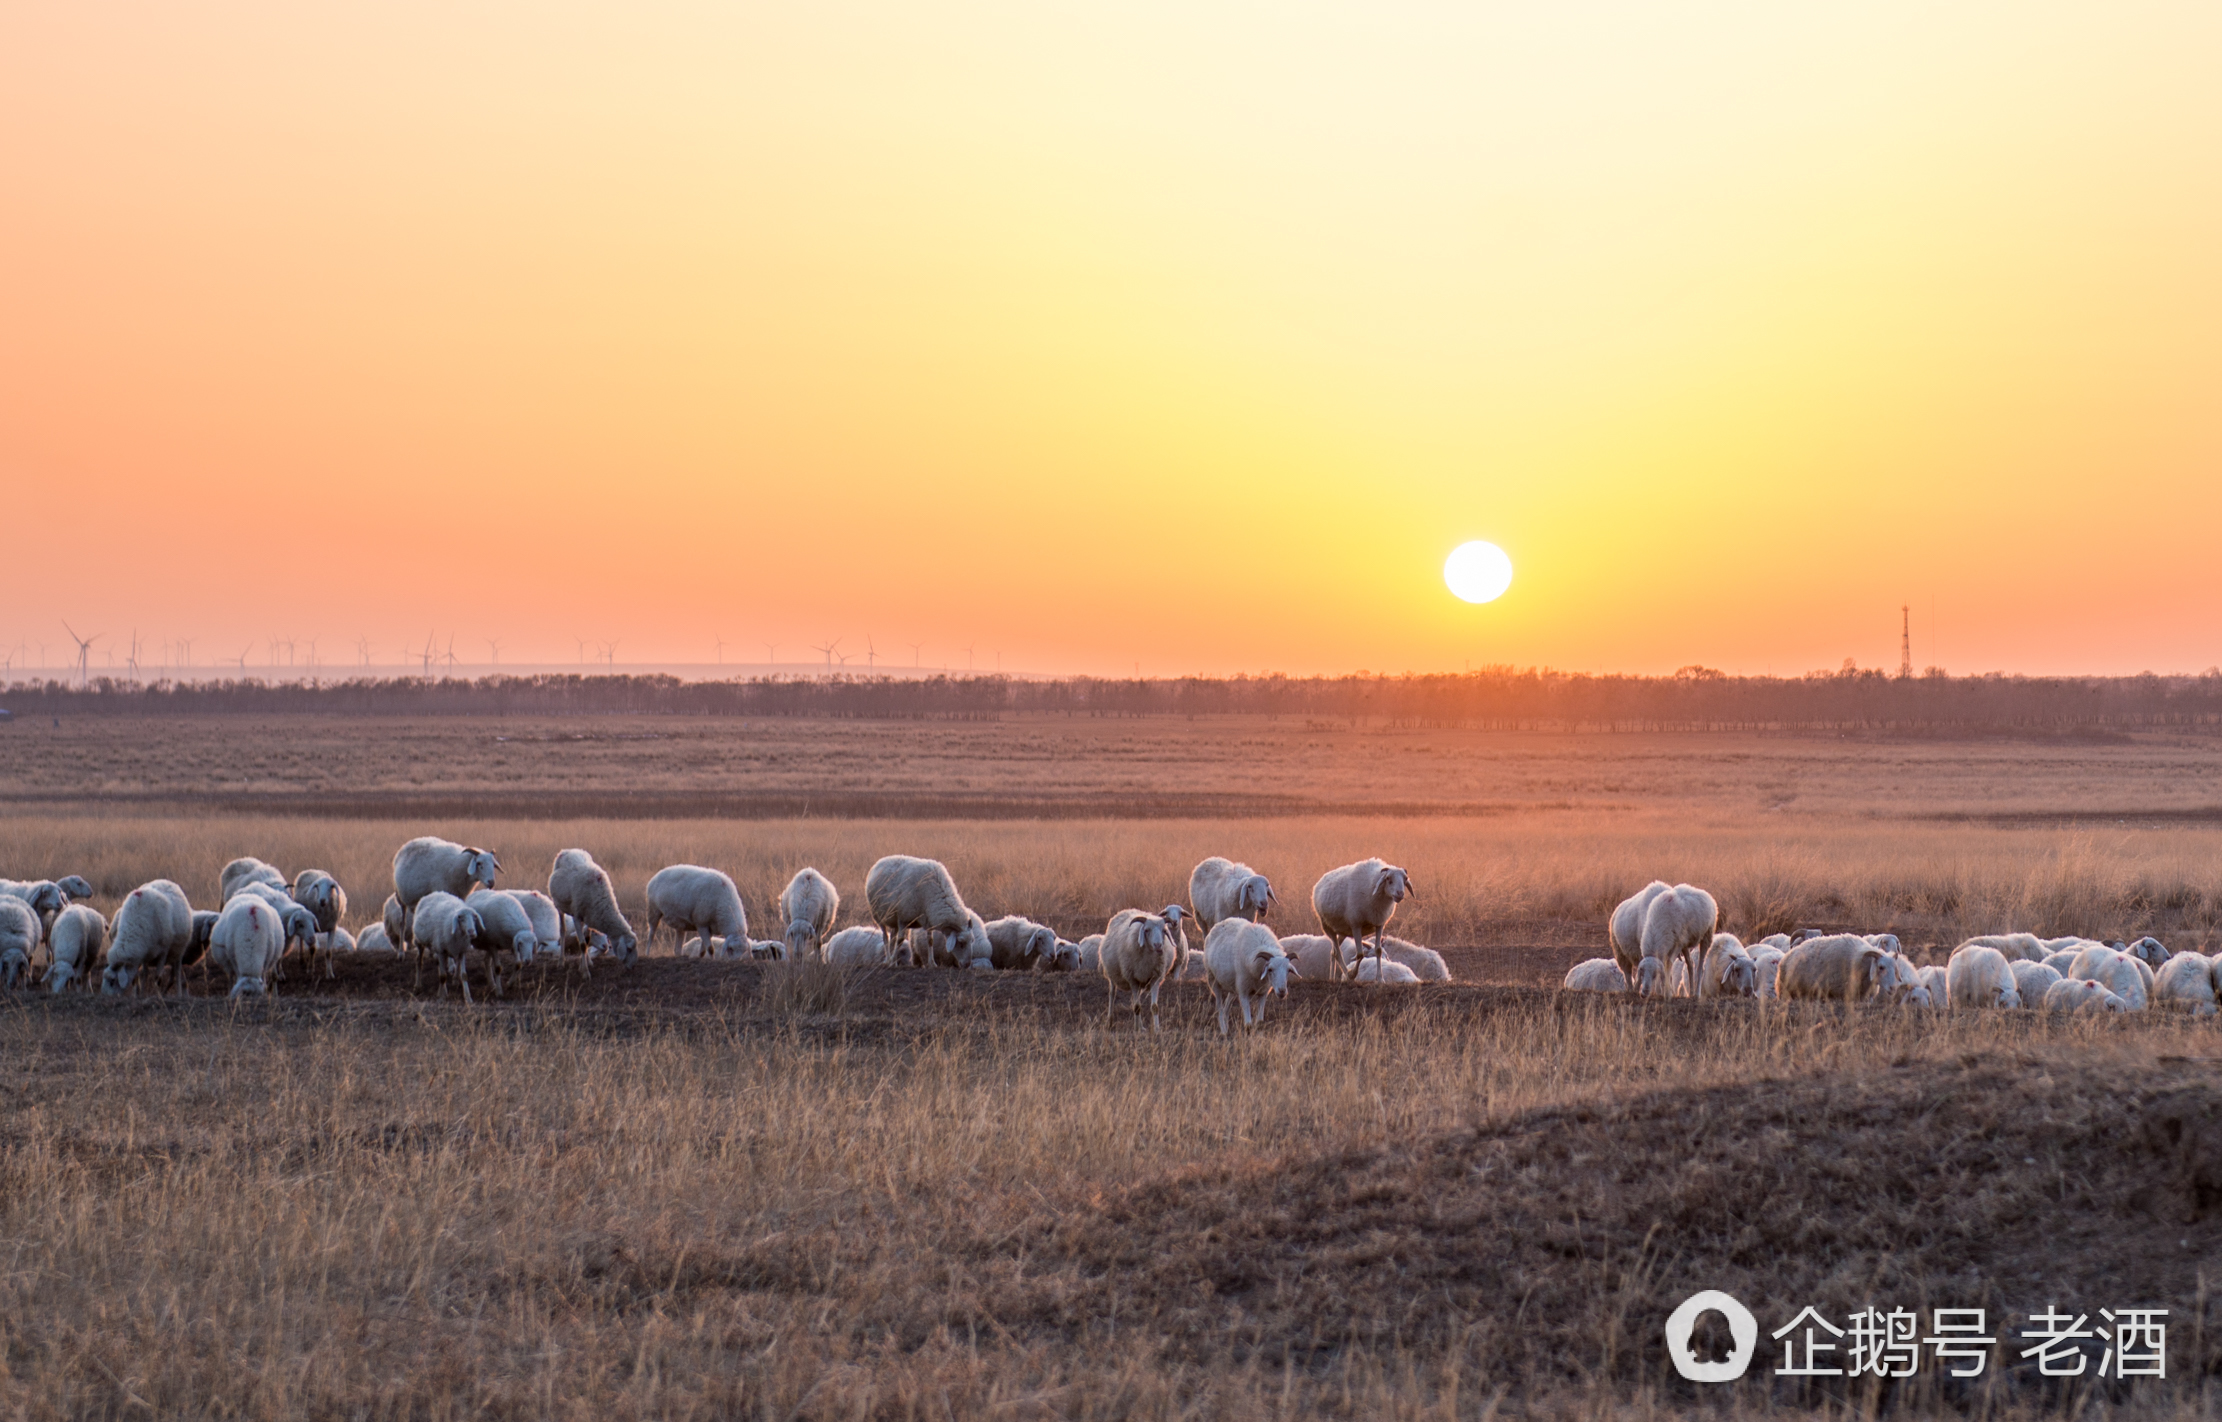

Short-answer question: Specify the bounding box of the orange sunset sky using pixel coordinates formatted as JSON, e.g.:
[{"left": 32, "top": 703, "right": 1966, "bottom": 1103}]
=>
[{"left": 3, "top": 2, "right": 2218, "bottom": 678}]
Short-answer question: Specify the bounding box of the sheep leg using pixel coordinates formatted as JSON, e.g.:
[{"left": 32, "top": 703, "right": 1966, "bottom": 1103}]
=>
[
  {"left": 1215, "top": 993, "right": 1230, "bottom": 1037},
  {"left": 1147, "top": 980, "right": 1162, "bottom": 1033}
]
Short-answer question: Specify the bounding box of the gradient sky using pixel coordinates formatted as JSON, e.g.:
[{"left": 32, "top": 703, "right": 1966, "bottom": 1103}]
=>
[{"left": 4, "top": 1, "right": 2218, "bottom": 677}]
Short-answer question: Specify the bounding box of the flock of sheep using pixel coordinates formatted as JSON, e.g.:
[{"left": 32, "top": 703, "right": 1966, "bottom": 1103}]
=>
[
  {"left": 1563, "top": 879, "right": 2222, "bottom": 1016},
  {"left": 13, "top": 852, "right": 2214, "bottom": 1028},
  {"left": 0, "top": 845, "right": 1439, "bottom": 1034}
]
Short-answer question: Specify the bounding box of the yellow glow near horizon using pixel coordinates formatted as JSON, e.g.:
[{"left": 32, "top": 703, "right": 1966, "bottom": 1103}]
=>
[{"left": 1, "top": 2, "right": 2218, "bottom": 677}]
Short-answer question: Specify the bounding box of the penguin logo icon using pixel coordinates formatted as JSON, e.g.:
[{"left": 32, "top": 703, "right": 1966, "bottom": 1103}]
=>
[{"left": 1665, "top": 1290, "right": 1759, "bottom": 1382}]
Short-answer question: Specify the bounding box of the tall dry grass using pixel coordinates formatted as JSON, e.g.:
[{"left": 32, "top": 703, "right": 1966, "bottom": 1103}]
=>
[{"left": 8, "top": 812, "right": 2222, "bottom": 949}]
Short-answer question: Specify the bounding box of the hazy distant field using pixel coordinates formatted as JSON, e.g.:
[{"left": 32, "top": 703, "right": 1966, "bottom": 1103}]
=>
[{"left": 5, "top": 716, "right": 2222, "bottom": 1416}]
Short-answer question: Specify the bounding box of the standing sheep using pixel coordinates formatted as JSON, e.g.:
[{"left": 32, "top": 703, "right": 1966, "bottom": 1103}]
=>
[
  {"left": 1946, "top": 945, "right": 2024, "bottom": 1009},
  {"left": 1204, "top": 919, "right": 1292, "bottom": 1035},
  {"left": 393, "top": 837, "right": 502, "bottom": 934},
  {"left": 0, "top": 880, "right": 68, "bottom": 944},
  {"left": 465, "top": 888, "right": 536, "bottom": 996},
  {"left": 209, "top": 894, "right": 288, "bottom": 997},
  {"left": 1777, "top": 935, "right": 1890, "bottom": 1003},
  {"left": 1696, "top": 934, "right": 1758, "bottom": 999},
  {"left": 779, "top": 868, "right": 840, "bottom": 962},
  {"left": 0, "top": 898, "right": 44, "bottom": 989},
  {"left": 864, "top": 856, "right": 989, "bottom": 969},
  {"left": 99, "top": 880, "right": 195, "bottom": 995},
  {"left": 1189, "top": 857, "right": 1275, "bottom": 936},
  {"left": 2151, "top": 952, "right": 2218, "bottom": 1016},
  {"left": 1099, "top": 909, "right": 1178, "bottom": 1032},
  {"left": 1914, "top": 964, "right": 1947, "bottom": 1006},
  {"left": 1750, "top": 946, "right": 1787, "bottom": 1000},
  {"left": 505, "top": 889, "right": 564, "bottom": 962},
  {"left": 1563, "top": 958, "right": 1631, "bottom": 992},
  {"left": 1311, "top": 858, "right": 1414, "bottom": 983},
  {"left": 1608, "top": 881, "right": 1672, "bottom": 983},
  {"left": 645, "top": 865, "right": 749, "bottom": 959},
  {"left": 289, "top": 869, "right": 347, "bottom": 934},
  {"left": 1639, "top": 885, "right": 1719, "bottom": 999},
  {"left": 1076, "top": 934, "right": 1106, "bottom": 973},
  {"left": 2067, "top": 946, "right": 2149, "bottom": 1011},
  {"left": 218, "top": 857, "right": 288, "bottom": 905},
  {"left": 46, "top": 905, "right": 109, "bottom": 993},
  {"left": 413, "top": 891, "right": 489, "bottom": 1002},
  {"left": 984, "top": 915, "right": 1058, "bottom": 972},
  {"left": 549, "top": 849, "right": 638, "bottom": 968}
]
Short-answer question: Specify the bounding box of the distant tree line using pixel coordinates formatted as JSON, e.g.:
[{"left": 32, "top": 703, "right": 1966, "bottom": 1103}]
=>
[{"left": 6, "top": 666, "right": 2222, "bottom": 732}]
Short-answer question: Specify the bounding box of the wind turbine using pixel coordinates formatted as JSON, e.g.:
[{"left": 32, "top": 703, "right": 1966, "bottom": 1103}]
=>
[
  {"left": 356, "top": 635, "right": 371, "bottom": 669},
  {"left": 62, "top": 622, "right": 97, "bottom": 688},
  {"left": 763, "top": 642, "right": 778, "bottom": 667},
  {"left": 574, "top": 636, "right": 588, "bottom": 667},
  {"left": 177, "top": 638, "right": 191, "bottom": 668},
  {"left": 420, "top": 634, "right": 436, "bottom": 676},
  {"left": 713, "top": 635, "right": 726, "bottom": 665},
  {"left": 810, "top": 637, "right": 841, "bottom": 670},
  {"left": 442, "top": 635, "right": 459, "bottom": 675},
  {"left": 125, "top": 630, "right": 142, "bottom": 682},
  {"left": 485, "top": 638, "right": 501, "bottom": 666},
  {"left": 908, "top": 641, "right": 923, "bottom": 669},
  {"left": 235, "top": 645, "right": 253, "bottom": 672},
  {"left": 964, "top": 642, "right": 976, "bottom": 672},
  {"left": 864, "top": 635, "right": 878, "bottom": 671}
]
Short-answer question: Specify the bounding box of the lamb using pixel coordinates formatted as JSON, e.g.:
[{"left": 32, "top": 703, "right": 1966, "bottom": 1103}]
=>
[
  {"left": 392, "top": 837, "right": 502, "bottom": 935},
  {"left": 1563, "top": 958, "right": 1631, "bottom": 992},
  {"left": 0, "top": 898, "right": 44, "bottom": 989},
  {"left": 2151, "top": 952, "right": 2218, "bottom": 1017},
  {"left": 1608, "top": 881, "right": 1671, "bottom": 983},
  {"left": 412, "top": 891, "right": 489, "bottom": 1002},
  {"left": 934, "top": 913, "right": 996, "bottom": 970},
  {"left": 2009, "top": 960, "right": 2064, "bottom": 1009},
  {"left": 218, "top": 856, "right": 288, "bottom": 905},
  {"left": 1043, "top": 938, "right": 1084, "bottom": 973},
  {"left": 1189, "top": 857, "right": 1276, "bottom": 935},
  {"left": 382, "top": 894, "right": 410, "bottom": 956},
  {"left": 1075, "top": 934, "right": 1106, "bottom": 972},
  {"left": 549, "top": 848, "right": 638, "bottom": 967},
  {"left": 1777, "top": 934, "right": 1890, "bottom": 1003},
  {"left": 209, "top": 894, "right": 288, "bottom": 997},
  {"left": 1204, "top": 919, "right": 1292, "bottom": 1034},
  {"left": 984, "top": 915, "right": 1058, "bottom": 972},
  {"left": 98, "top": 880, "right": 194, "bottom": 994},
  {"left": 1958, "top": 933, "right": 2048, "bottom": 963},
  {"left": 864, "top": 855, "right": 989, "bottom": 968},
  {"left": 464, "top": 888, "right": 536, "bottom": 995},
  {"left": 645, "top": 864, "right": 749, "bottom": 959},
  {"left": 1638, "top": 885, "right": 1719, "bottom": 998},
  {"left": 2044, "top": 977, "right": 2128, "bottom": 1014},
  {"left": 44, "top": 904, "right": 108, "bottom": 993},
  {"left": 1750, "top": 946, "right": 1787, "bottom": 999},
  {"left": 779, "top": 868, "right": 840, "bottom": 962},
  {"left": 1696, "top": 933, "right": 1758, "bottom": 999},
  {"left": 1354, "top": 957, "right": 1421, "bottom": 984},
  {"left": 1099, "top": 909, "right": 1178, "bottom": 1031},
  {"left": 1310, "top": 858, "right": 1414, "bottom": 983},
  {"left": 1160, "top": 904, "right": 1192, "bottom": 978},
  {"left": 2067, "top": 946, "right": 2149, "bottom": 1010},
  {"left": 823, "top": 925, "right": 891, "bottom": 967},
  {"left": 1945, "top": 945, "right": 2023, "bottom": 1009},
  {"left": 507, "top": 889, "right": 563, "bottom": 962}
]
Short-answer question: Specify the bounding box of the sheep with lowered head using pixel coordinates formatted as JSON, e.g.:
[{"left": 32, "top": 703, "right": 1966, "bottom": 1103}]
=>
[
  {"left": 645, "top": 864, "right": 748, "bottom": 959},
  {"left": 1750, "top": 945, "right": 1787, "bottom": 1000},
  {"left": 549, "top": 849, "right": 637, "bottom": 968},
  {"left": 1914, "top": 964, "right": 1948, "bottom": 1007},
  {"left": 1959, "top": 933, "right": 2048, "bottom": 963},
  {"left": 103, "top": 884, "right": 194, "bottom": 995},
  {"left": 2067, "top": 945, "right": 2149, "bottom": 1010},
  {"left": 2009, "top": 960, "right": 2064, "bottom": 1010},
  {"left": 1043, "top": 938, "right": 1083, "bottom": 973},
  {"left": 1640, "top": 885, "right": 1719, "bottom": 998},
  {"left": 2044, "top": 977, "right": 2129, "bottom": 1014},
  {"left": 1777, "top": 934, "right": 1890, "bottom": 1003},
  {"left": 984, "top": 915, "right": 1057, "bottom": 972},
  {"left": 1696, "top": 933, "right": 1759, "bottom": 999},
  {"left": 506, "top": 889, "right": 563, "bottom": 962},
  {"left": 0, "top": 880, "right": 67, "bottom": 939},
  {"left": 1204, "top": 918, "right": 1292, "bottom": 1035},
  {"left": 218, "top": 857, "right": 287, "bottom": 906},
  {"left": 1946, "top": 944, "right": 2023, "bottom": 1009},
  {"left": 865, "top": 855, "right": 989, "bottom": 969},
  {"left": 1563, "top": 958, "right": 1630, "bottom": 992},
  {"left": 1608, "top": 881, "right": 1671, "bottom": 984},
  {"left": 822, "top": 925, "right": 891, "bottom": 967},
  {"left": 1312, "top": 858, "right": 1414, "bottom": 984},
  {"left": 413, "top": 891, "right": 489, "bottom": 1001},
  {"left": 0, "top": 898, "right": 43, "bottom": 989},
  {"left": 1076, "top": 933, "right": 1106, "bottom": 972},
  {"left": 2151, "top": 952, "right": 2218, "bottom": 1016},
  {"left": 1100, "top": 908, "right": 1178, "bottom": 1031},
  {"left": 1189, "top": 857, "right": 1275, "bottom": 936},
  {"left": 209, "top": 894, "right": 288, "bottom": 997},
  {"left": 45, "top": 905, "right": 106, "bottom": 994},
  {"left": 779, "top": 868, "right": 839, "bottom": 962}
]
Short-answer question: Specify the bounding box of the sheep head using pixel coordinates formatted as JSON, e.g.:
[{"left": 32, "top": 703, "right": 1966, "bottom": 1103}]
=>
[
  {"left": 56, "top": 875, "right": 93, "bottom": 901},
  {"left": 1241, "top": 876, "right": 1274, "bottom": 918},
  {"left": 1375, "top": 867, "right": 1412, "bottom": 902},
  {"left": 784, "top": 919, "right": 815, "bottom": 959},
  {"left": 1256, "top": 950, "right": 1291, "bottom": 997},
  {"left": 1635, "top": 957, "right": 1664, "bottom": 996},
  {"left": 464, "top": 848, "right": 500, "bottom": 887},
  {"left": 0, "top": 947, "right": 27, "bottom": 990}
]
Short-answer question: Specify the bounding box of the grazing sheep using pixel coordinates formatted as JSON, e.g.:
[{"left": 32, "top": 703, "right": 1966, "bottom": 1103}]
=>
[
  {"left": 1204, "top": 919, "right": 1292, "bottom": 1035},
  {"left": 1043, "top": 938, "right": 1083, "bottom": 973},
  {"left": 0, "top": 898, "right": 43, "bottom": 989},
  {"left": 1608, "top": 881, "right": 1672, "bottom": 983},
  {"left": 1190, "top": 857, "right": 1276, "bottom": 936},
  {"left": 1100, "top": 909, "right": 1178, "bottom": 1031},
  {"left": 1312, "top": 858, "right": 1414, "bottom": 984},
  {"left": 1354, "top": 958, "right": 1421, "bottom": 984},
  {"left": 218, "top": 857, "right": 288, "bottom": 905},
  {"left": 392, "top": 838, "right": 502, "bottom": 930},
  {"left": 778, "top": 868, "right": 840, "bottom": 962},
  {"left": 1640, "top": 885, "right": 1719, "bottom": 998},
  {"left": 1915, "top": 964, "right": 1948, "bottom": 1007},
  {"left": 1778, "top": 934, "right": 1890, "bottom": 1003},
  {"left": 209, "top": 894, "right": 288, "bottom": 997},
  {"left": 549, "top": 849, "right": 638, "bottom": 968},
  {"left": 1755, "top": 932, "right": 1794, "bottom": 950},
  {"left": 381, "top": 893, "right": 410, "bottom": 955},
  {"left": 0, "top": 879, "right": 67, "bottom": 938},
  {"left": 44, "top": 904, "right": 107, "bottom": 993},
  {"left": 1959, "top": 933, "right": 2048, "bottom": 963},
  {"left": 100, "top": 881, "right": 195, "bottom": 994},
  {"left": 823, "top": 925, "right": 891, "bottom": 967},
  {"left": 463, "top": 889, "right": 536, "bottom": 995},
  {"left": 2151, "top": 952, "right": 2218, "bottom": 1017},
  {"left": 1881, "top": 953, "right": 1932, "bottom": 1007},
  {"left": 2044, "top": 976, "right": 2129, "bottom": 1013},
  {"left": 2009, "top": 960, "right": 2065, "bottom": 1009},
  {"left": 1076, "top": 934, "right": 1106, "bottom": 972},
  {"left": 1563, "top": 958, "right": 1630, "bottom": 992},
  {"left": 506, "top": 889, "right": 563, "bottom": 962},
  {"left": 1697, "top": 934, "right": 1759, "bottom": 999},
  {"left": 984, "top": 915, "right": 1058, "bottom": 972},
  {"left": 1946, "top": 945, "right": 2024, "bottom": 1009},
  {"left": 357, "top": 923, "right": 392, "bottom": 954},
  {"left": 1750, "top": 946, "right": 1787, "bottom": 999},
  {"left": 2040, "top": 948, "right": 2081, "bottom": 976},
  {"left": 864, "top": 856, "right": 988, "bottom": 969},
  {"left": 645, "top": 864, "right": 749, "bottom": 959},
  {"left": 2067, "top": 946, "right": 2150, "bottom": 1010},
  {"left": 412, "top": 891, "right": 489, "bottom": 1002},
  {"left": 937, "top": 913, "right": 996, "bottom": 970}
]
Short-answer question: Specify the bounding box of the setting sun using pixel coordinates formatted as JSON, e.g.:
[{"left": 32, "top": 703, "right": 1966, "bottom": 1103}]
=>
[{"left": 1443, "top": 542, "right": 1515, "bottom": 605}]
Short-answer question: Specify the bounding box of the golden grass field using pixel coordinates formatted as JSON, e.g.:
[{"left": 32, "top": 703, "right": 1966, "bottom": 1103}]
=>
[{"left": 4, "top": 716, "right": 2222, "bottom": 1416}]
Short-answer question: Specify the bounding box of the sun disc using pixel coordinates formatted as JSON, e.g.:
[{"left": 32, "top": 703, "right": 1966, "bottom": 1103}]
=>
[{"left": 1443, "top": 541, "right": 1513, "bottom": 604}]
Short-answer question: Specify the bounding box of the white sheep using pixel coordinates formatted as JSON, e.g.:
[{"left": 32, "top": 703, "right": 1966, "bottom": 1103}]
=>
[
  {"left": 1959, "top": 933, "right": 2048, "bottom": 963},
  {"left": 778, "top": 868, "right": 840, "bottom": 962},
  {"left": 1354, "top": 957, "right": 1421, "bottom": 984},
  {"left": 1043, "top": 938, "right": 1084, "bottom": 973},
  {"left": 412, "top": 891, "right": 489, "bottom": 1002},
  {"left": 0, "top": 879, "right": 68, "bottom": 941},
  {"left": 2124, "top": 937, "right": 2172, "bottom": 969},
  {"left": 864, "top": 855, "right": 988, "bottom": 968},
  {"left": 507, "top": 889, "right": 564, "bottom": 962},
  {"left": 645, "top": 864, "right": 749, "bottom": 959},
  {"left": 984, "top": 915, "right": 1058, "bottom": 972},
  {"left": 289, "top": 869, "right": 347, "bottom": 934},
  {"left": 2009, "top": 960, "right": 2064, "bottom": 1009},
  {"left": 1777, "top": 934, "right": 1890, "bottom": 1003},
  {"left": 1881, "top": 953, "right": 1932, "bottom": 1007},
  {"left": 392, "top": 837, "right": 502, "bottom": 934},
  {"left": 1160, "top": 904, "right": 1193, "bottom": 978},
  {"left": 2043, "top": 977, "right": 2128, "bottom": 1013},
  {"left": 1311, "top": 858, "right": 1414, "bottom": 983},
  {"left": 1370, "top": 935, "right": 1451, "bottom": 982},
  {"left": 1946, "top": 945, "right": 2023, "bottom": 1009},
  {"left": 823, "top": 924, "right": 891, "bottom": 967},
  {"left": 1696, "top": 933, "right": 1758, "bottom": 999},
  {"left": 327, "top": 926, "right": 357, "bottom": 954},
  {"left": 1755, "top": 932, "right": 1794, "bottom": 950},
  {"left": 1076, "top": 933, "right": 1106, "bottom": 972},
  {"left": 1608, "top": 881, "right": 1671, "bottom": 984},
  {"left": 1562, "top": 958, "right": 1630, "bottom": 992},
  {"left": 209, "top": 893, "right": 288, "bottom": 996},
  {"left": 1915, "top": 964, "right": 1948, "bottom": 1007},
  {"left": 94, "top": 880, "right": 187, "bottom": 994},
  {"left": 2040, "top": 948, "right": 2081, "bottom": 976},
  {"left": 218, "top": 857, "right": 288, "bottom": 905},
  {"left": 2150, "top": 952, "right": 2217, "bottom": 1016},
  {"left": 1100, "top": 909, "right": 1178, "bottom": 1031},
  {"left": 1204, "top": 918, "right": 1292, "bottom": 1034},
  {"left": 382, "top": 894, "right": 410, "bottom": 956},
  {"left": 0, "top": 897, "right": 45, "bottom": 989},
  {"left": 1189, "top": 857, "right": 1276, "bottom": 935},
  {"left": 2066, "top": 946, "right": 2149, "bottom": 1010},
  {"left": 1640, "top": 885, "right": 1719, "bottom": 998},
  {"left": 926, "top": 912, "right": 996, "bottom": 970},
  {"left": 466, "top": 888, "right": 538, "bottom": 993},
  {"left": 357, "top": 923, "right": 393, "bottom": 954},
  {"left": 1278, "top": 934, "right": 1341, "bottom": 982},
  {"left": 549, "top": 848, "right": 638, "bottom": 968}
]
